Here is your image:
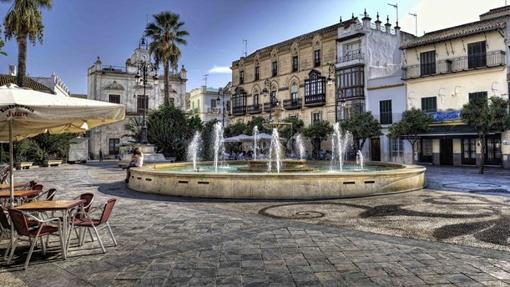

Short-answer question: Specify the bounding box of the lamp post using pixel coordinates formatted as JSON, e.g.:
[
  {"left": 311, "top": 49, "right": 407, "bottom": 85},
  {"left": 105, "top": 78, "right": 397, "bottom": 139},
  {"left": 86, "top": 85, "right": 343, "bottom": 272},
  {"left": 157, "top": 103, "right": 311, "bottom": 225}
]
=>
[
  {"left": 217, "top": 88, "right": 226, "bottom": 126},
  {"left": 134, "top": 36, "right": 158, "bottom": 144},
  {"left": 262, "top": 79, "right": 276, "bottom": 121},
  {"left": 327, "top": 63, "right": 341, "bottom": 122}
]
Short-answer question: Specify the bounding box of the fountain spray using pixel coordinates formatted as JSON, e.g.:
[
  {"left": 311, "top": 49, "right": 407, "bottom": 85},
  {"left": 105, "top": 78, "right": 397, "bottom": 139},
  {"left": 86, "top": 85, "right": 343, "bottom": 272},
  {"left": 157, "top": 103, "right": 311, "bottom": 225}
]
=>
[
  {"left": 331, "top": 122, "right": 352, "bottom": 172},
  {"left": 213, "top": 122, "right": 225, "bottom": 172},
  {"left": 295, "top": 134, "right": 306, "bottom": 160},
  {"left": 253, "top": 126, "right": 259, "bottom": 160},
  {"left": 187, "top": 131, "right": 202, "bottom": 172},
  {"left": 356, "top": 150, "right": 365, "bottom": 170},
  {"left": 268, "top": 128, "right": 282, "bottom": 173}
]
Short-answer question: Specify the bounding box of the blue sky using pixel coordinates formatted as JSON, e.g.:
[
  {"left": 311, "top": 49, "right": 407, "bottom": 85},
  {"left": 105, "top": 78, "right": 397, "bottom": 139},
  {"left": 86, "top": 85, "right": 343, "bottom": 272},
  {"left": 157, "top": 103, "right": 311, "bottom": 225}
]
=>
[{"left": 0, "top": 0, "right": 504, "bottom": 94}]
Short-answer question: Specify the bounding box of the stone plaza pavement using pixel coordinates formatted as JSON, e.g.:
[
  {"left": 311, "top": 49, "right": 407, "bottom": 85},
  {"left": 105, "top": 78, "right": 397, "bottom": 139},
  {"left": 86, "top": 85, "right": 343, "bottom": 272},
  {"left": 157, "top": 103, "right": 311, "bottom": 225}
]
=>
[{"left": 1, "top": 163, "right": 510, "bottom": 287}]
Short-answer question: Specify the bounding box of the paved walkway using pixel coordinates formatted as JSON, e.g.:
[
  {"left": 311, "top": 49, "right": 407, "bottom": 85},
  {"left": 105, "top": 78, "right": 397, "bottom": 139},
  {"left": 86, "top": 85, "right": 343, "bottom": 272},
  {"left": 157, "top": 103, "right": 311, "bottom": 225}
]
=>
[
  {"left": 2, "top": 163, "right": 510, "bottom": 286},
  {"left": 426, "top": 165, "right": 510, "bottom": 196}
]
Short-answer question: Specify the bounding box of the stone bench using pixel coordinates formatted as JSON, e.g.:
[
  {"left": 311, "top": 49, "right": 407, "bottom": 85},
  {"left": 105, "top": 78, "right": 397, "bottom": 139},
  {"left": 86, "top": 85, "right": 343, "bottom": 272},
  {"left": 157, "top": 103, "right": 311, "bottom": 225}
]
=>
[
  {"left": 16, "top": 162, "right": 33, "bottom": 170},
  {"left": 46, "top": 160, "right": 63, "bottom": 167}
]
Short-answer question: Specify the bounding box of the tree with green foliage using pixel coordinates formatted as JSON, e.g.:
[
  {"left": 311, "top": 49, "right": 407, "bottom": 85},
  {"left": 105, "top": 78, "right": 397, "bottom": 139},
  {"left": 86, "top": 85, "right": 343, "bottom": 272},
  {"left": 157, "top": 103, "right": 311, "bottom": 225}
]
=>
[
  {"left": 224, "top": 121, "right": 248, "bottom": 137},
  {"left": 341, "top": 112, "right": 381, "bottom": 151},
  {"left": 200, "top": 119, "right": 219, "bottom": 161},
  {"left": 187, "top": 114, "right": 203, "bottom": 132},
  {"left": 246, "top": 116, "right": 269, "bottom": 135},
  {"left": 3, "top": 0, "right": 52, "bottom": 87},
  {"left": 0, "top": 26, "right": 6, "bottom": 56},
  {"left": 14, "top": 133, "right": 75, "bottom": 165},
  {"left": 280, "top": 116, "right": 304, "bottom": 140},
  {"left": 123, "top": 116, "right": 144, "bottom": 143},
  {"left": 145, "top": 11, "right": 189, "bottom": 106},
  {"left": 461, "top": 96, "right": 510, "bottom": 174},
  {"left": 301, "top": 121, "right": 333, "bottom": 159},
  {"left": 389, "top": 108, "right": 432, "bottom": 164},
  {"left": 147, "top": 105, "right": 197, "bottom": 161}
]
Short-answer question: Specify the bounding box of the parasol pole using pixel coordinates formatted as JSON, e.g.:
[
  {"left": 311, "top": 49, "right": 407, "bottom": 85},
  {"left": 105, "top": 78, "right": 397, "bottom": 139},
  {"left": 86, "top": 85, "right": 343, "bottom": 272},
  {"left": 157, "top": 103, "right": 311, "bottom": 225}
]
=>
[
  {"left": 8, "top": 118, "right": 14, "bottom": 261},
  {"left": 8, "top": 118, "right": 13, "bottom": 207}
]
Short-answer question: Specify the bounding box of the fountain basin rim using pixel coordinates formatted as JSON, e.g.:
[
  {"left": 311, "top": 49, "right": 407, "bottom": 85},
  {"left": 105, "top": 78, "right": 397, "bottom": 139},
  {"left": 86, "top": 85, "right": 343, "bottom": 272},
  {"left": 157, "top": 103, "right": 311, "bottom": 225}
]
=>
[{"left": 132, "top": 160, "right": 426, "bottom": 178}]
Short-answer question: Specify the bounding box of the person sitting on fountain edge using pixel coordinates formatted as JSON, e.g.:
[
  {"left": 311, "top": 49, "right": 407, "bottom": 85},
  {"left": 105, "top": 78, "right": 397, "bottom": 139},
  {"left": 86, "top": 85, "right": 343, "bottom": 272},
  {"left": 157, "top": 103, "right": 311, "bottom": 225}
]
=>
[{"left": 125, "top": 147, "right": 144, "bottom": 183}]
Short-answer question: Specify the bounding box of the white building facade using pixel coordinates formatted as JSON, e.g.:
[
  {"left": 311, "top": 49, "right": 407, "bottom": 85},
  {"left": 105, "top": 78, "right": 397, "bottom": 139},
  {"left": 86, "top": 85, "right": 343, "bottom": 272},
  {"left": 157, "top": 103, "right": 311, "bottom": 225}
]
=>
[
  {"left": 187, "top": 86, "right": 229, "bottom": 124},
  {"left": 86, "top": 47, "right": 187, "bottom": 159},
  {"left": 335, "top": 12, "right": 413, "bottom": 163},
  {"left": 401, "top": 6, "right": 510, "bottom": 168}
]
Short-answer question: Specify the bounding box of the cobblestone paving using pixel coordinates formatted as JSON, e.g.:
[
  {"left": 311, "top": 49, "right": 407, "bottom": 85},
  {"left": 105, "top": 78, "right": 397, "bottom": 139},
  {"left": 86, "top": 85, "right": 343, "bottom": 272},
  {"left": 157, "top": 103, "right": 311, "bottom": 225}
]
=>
[{"left": 2, "top": 163, "right": 510, "bottom": 287}]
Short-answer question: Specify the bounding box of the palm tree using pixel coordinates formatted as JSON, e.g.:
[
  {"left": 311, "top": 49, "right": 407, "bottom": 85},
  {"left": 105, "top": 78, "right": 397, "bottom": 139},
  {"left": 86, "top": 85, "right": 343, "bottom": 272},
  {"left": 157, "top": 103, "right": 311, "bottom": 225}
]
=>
[
  {"left": 145, "top": 11, "right": 189, "bottom": 106},
  {"left": 3, "top": 0, "right": 52, "bottom": 87}
]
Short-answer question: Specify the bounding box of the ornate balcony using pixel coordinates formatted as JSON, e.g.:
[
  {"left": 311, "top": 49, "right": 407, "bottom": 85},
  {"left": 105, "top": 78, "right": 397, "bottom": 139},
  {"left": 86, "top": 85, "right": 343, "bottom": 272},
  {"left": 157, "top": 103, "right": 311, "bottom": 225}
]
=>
[
  {"left": 403, "top": 50, "right": 506, "bottom": 80},
  {"left": 247, "top": 104, "right": 262, "bottom": 114},
  {"left": 283, "top": 98, "right": 302, "bottom": 110},
  {"left": 336, "top": 50, "right": 364, "bottom": 68},
  {"left": 232, "top": 106, "right": 246, "bottom": 116},
  {"left": 304, "top": 94, "right": 326, "bottom": 107},
  {"left": 263, "top": 101, "right": 279, "bottom": 112}
]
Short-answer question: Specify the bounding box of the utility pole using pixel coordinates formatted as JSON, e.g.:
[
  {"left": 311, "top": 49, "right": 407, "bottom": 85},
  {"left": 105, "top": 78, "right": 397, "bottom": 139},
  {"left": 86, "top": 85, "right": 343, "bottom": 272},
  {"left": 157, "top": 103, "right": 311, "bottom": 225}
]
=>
[
  {"left": 202, "top": 74, "right": 208, "bottom": 88},
  {"left": 242, "top": 39, "right": 248, "bottom": 57},
  {"left": 409, "top": 13, "right": 417, "bottom": 36},
  {"left": 388, "top": 3, "right": 399, "bottom": 26}
]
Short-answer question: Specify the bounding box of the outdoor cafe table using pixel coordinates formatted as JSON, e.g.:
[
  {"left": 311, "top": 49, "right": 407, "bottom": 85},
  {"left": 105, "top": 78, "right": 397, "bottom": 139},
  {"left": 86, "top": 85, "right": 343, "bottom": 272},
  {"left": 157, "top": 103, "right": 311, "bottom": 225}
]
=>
[
  {"left": 0, "top": 189, "right": 39, "bottom": 199},
  {"left": 0, "top": 182, "right": 30, "bottom": 191},
  {"left": 0, "top": 189, "right": 39, "bottom": 205},
  {"left": 17, "top": 199, "right": 84, "bottom": 259}
]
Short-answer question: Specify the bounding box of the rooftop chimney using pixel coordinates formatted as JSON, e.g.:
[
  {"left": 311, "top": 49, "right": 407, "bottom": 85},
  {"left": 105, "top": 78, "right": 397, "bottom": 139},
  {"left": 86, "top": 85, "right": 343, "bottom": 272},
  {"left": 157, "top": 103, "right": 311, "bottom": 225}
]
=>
[
  {"left": 374, "top": 12, "right": 382, "bottom": 30},
  {"left": 362, "top": 9, "right": 372, "bottom": 28},
  {"left": 385, "top": 15, "right": 392, "bottom": 33},
  {"left": 8, "top": 65, "right": 16, "bottom": 76}
]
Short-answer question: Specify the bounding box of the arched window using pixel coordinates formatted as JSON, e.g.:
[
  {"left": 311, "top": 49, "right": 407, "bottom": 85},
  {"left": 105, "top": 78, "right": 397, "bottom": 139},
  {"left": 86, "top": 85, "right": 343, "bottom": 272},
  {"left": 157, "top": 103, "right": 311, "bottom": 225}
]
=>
[
  {"left": 253, "top": 92, "right": 259, "bottom": 106},
  {"left": 290, "top": 83, "right": 299, "bottom": 102}
]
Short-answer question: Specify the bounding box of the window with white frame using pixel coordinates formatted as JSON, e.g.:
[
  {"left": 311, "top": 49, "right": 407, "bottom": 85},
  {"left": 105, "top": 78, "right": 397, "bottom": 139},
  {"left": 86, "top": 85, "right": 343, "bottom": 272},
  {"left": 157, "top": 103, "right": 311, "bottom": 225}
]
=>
[{"left": 390, "top": 137, "right": 404, "bottom": 162}]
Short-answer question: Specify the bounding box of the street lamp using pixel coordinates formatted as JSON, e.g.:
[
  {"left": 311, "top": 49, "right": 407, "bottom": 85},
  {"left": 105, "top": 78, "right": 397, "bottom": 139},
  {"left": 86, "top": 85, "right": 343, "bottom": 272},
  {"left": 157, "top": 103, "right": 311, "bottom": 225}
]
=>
[
  {"left": 262, "top": 79, "right": 277, "bottom": 121},
  {"left": 217, "top": 87, "right": 226, "bottom": 126},
  {"left": 134, "top": 36, "right": 159, "bottom": 144}
]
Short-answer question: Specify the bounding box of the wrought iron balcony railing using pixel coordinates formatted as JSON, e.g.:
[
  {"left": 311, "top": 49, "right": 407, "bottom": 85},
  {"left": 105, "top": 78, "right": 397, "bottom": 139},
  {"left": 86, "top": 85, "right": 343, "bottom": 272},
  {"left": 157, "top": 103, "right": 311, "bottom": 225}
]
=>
[
  {"left": 304, "top": 94, "right": 326, "bottom": 107},
  {"left": 403, "top": 50, "right": 506, "bottom": 80},
  {"left": 247, "top": 104, "right": 262, "bottom": 114},
  {"left": 232, "top": 106, "right": 246, "bottom": 116},
  {"left": 283, "top": 98, "right": 302, "bottom": 110},
  {"left": 337, "top": 50, "right": 363, "bottom": 63}
]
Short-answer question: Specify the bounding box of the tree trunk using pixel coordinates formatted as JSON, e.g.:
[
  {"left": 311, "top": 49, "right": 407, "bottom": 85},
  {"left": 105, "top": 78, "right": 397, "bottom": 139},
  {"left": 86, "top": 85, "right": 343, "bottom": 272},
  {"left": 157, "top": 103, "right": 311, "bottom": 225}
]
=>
[
  {"left": 163, "top": 61, "right": 170, "bottom": 106},
  {"left": 359, "top": 138, "right": 366, "bottom": 151},
  {"left": 313, "top": 138, "right": 320, "bottom": 160},
  {"left": 479, "top": 134, "right": 486, "bottom": 174},
  {"left": 410, "top": 140, "right": 416, "bottom": 164},
  {"left": 16, "top": 35, "right": 27, "bottom": 87}
]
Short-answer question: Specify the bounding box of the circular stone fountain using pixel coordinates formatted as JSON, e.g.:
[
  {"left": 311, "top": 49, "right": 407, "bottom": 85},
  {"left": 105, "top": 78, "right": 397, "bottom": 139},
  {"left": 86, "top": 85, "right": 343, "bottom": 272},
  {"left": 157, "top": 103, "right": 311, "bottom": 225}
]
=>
[
  {"left": 128, "top": 161, "right": 426, "bottom": 200},
  {"left": 128, "top": 120, "right": 426, "bottom": 200}
]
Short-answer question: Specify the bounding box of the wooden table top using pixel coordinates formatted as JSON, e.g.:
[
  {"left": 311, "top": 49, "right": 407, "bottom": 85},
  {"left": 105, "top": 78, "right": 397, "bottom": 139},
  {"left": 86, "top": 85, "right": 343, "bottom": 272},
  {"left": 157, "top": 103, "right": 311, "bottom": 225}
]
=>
[
  {"left": 0, "top": 189, "right": 39, "bottom": 198},
  {"left": 17, "top": 200, "right": 84, "bottom": 211},
  {"left": 0, "top": 182, "right": 31, "bottom": 190}
]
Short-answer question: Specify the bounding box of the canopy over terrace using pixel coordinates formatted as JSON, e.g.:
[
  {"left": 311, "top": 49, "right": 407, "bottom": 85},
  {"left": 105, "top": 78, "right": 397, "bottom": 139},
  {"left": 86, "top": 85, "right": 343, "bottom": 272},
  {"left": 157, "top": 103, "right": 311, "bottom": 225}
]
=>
[
  {"left": 223, "top": 133, "right": 275, "bottom": 143},
  {"left": 0, "top": 84, "right": 125, "bottom": 205}
]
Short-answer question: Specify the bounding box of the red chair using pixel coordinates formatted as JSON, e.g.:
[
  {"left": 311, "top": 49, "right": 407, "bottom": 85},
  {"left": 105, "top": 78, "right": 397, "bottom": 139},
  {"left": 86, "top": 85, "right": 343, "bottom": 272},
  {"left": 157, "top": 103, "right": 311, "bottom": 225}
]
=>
[
  {"left": 7, "top": 209, "right": 64, "bottom": 270},
  {"left": 66, "top": 193, "right": 95, "bottom": 248},
  {"left": 70, "top": 199, "right": 117, "bottom": 253},
  {"left": 0, "top": 206, "right": 40, "bottom": 261}
]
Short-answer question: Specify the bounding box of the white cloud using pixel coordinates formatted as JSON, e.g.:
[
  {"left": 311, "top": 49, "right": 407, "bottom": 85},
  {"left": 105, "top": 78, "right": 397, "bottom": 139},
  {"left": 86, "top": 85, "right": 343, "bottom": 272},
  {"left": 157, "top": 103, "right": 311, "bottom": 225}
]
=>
[
  {"left": 400, "top": 0, "right": 502, "bottom": 36},
  {"left": 208, "top": 66, "right": 231, "bottom": 74}
]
